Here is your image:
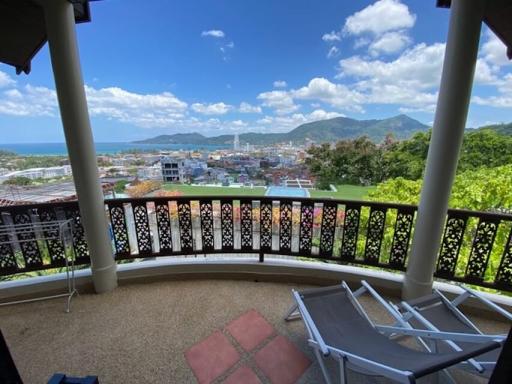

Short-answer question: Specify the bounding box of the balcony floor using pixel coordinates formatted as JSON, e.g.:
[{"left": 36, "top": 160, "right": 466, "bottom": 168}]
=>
[{"left": 0, "top": 279, "right": 508, "bottom": 383}]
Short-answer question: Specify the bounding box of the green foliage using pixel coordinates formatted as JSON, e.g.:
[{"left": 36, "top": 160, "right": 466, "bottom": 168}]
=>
[
  {"left": 13, "top": 156, "right": 66, "bottom": 170},
  {"left": 307, "top": 129, "right": 512, "bottom": 187},
  {"left": 306, "top": 136, "right": 385, "bottom": 187},
  {"left": 114, "top": 180, "right": 129, "bottom": 193},
  {"left": 4, "top": 176, "right": 32, "bottom": 186}
]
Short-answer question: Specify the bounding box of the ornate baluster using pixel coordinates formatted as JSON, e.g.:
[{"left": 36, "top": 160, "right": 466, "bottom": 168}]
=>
[
  {"left": 155, "top": 202, "right": 173, "bottom": 254},
  {"left": 364, "top": 208, "right": 387, "bottom": 264},
  {"left": 465, "top": 218, "right": 499, "bottom": 283},
  {"left": 260, "top": 201, "right": 272, "bottom": 252},
  {"left": 495, "top": 226, "right": 512, "bottom": 290},
  {"left": 64, "top": 205, "right": 90, "bottom": 263},
  {"left": 132, "top": 201, "right": 152, "bottom": 256},
  {"left": 389, "top": 208, "right": 415, "bottom": 269},
  {"left": 12, "top": 208, "right": 43, "bottom": 270},
  {"left": 435, "top": 214, "right": 468, "bottom": 279},
  {"left": 279, "top": 201, "right": 292, "bottom": 252},
  {"left": 38, "top": 207, "right": 66, "bottom": 267},
  {"left": 340, "top": 205, "right": 361, "bottom": 261},
  {"left": 199, "top": 200, "right": 214, "bottom": 252},
  {"left": 177, "top": 201, "right": 193, "bottom": 252},
  {"left": 299, "top": 203, "right": 314, "bottom": 255},
  {"left": 0, "top": 213, "right": 17, "bottom": 274},
  {"left": 240, "top": 200, "right": 253, "bottom": 251},
  {"left": 319, "top": 203, "right": 337, "bottom": 258},
  {"left": 108, "top": 203, "right": 131, "bottom": 258},
  {"left": 220, "top": 200, "right": 234, "bottom": 250}
]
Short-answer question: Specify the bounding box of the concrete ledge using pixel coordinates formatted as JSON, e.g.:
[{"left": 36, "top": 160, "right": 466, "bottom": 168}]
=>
[{"left": 0, "top": 256, "right": 511, "bottom": 318}]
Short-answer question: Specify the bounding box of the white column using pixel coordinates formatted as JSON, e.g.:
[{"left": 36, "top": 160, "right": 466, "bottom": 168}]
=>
[
  {"left": 403, "top": 0, "right": 485, "bottom": 299},
  {"left": 43, "top": 0, "right": 117, "bottom": 293}
]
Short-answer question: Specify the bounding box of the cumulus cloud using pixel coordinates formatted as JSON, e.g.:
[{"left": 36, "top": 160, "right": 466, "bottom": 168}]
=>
[
  {"left": 343, "top": 0, "right": 416, "bottom": 36},
  {"left": 0, "top": 85, "right": 57, "bottom": 117},
  {"left": 257, "top": 90, "right": 298, "bottom": 114},
  {"left": 293, "top": 78, "right": 364, "bottom": 111},
  {"left": 201, "top": 30, "right": 225, "bottom": 38},
  {"left": 327, "top": 46, "right": 339, "bottom": 59},
  {"left": 368, "top": 31, "right": 411, "bottom": 56},
  {"left": 273, "top": 80, "right": 287, "bottom": 88},
  {"left": 239, "top": 102, "right": 262, "bottom": 113},
  {"left": 0, "top": 71, "right": 15, "bottom": 88},
  {"left": 481, "top": 30, "right": 510, "bottom": 68},
  {"left": 322, "top": 31, "right": 341, "bottom": 42},
  {"left": 191, "top": 102, "right": 232, "bottom": 115},
  {"left": 256, "top": 109, "right": 344, "bottom": 131}
]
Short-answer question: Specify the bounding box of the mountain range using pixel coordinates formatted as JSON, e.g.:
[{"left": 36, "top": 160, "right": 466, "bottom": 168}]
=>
[{"left": 134, "top": 114, "right": 430, "bottom": 146}]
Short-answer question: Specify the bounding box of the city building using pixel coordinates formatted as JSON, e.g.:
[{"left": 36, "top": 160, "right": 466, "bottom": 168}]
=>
[
  {"left": 233, "top": 133, "right": 240, "bottom": 151},
  {"left": 137, "top": 165, "right": 162, "bottom": 180},
  {"left": 0, "top": 165, "right": 72, "bottom": 183},
  {"left": 160, "top": 157, "right": 185, "bottom": 182}
]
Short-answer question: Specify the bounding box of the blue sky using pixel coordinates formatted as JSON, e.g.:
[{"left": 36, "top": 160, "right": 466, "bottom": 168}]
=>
[{"left": 0, "top": 0, "right": 511, "bottom": 143}]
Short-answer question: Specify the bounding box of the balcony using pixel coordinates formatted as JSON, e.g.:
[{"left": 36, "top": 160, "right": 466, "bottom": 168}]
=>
[{"left": 0, "top": 196, "right": 511, "bottom": 382}]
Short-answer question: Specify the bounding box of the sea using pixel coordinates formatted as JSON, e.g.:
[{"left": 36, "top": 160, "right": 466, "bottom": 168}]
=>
[{"left": 0, "top": 142, "right": 229, "bottom": 156}]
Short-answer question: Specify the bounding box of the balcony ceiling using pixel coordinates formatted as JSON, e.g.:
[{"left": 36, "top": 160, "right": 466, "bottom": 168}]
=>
[
  {"left": 0, "top": 0, "right": 92, "bottom": 75},
  {"left": 438, "top": 0, "right": 512, "bottom": 60}
]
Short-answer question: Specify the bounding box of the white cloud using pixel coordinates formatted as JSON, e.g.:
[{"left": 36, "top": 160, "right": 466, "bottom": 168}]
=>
[
  {"left": 201, "top": 30, "right": 225, "bottom": 38},
  {"left": 481, "top": 30, "right": 510, "bottom": 68},
  {"left": 191, "top": 102, "right": 232, "bottom": 115},
  {"left": 0, "top": 71, "right": 15, "bottom": 88},
  {"left": 343, "top": 0, "right": 416, "bottom": 36},
  {"left": 257, "top": 90, "right": 298, "bottom": 115},
  {"left": 0, "top": 85, "right": 57, "bottom": 117},
  {"left": 368, "top": 31, "right": 411, "bottom": 56},
  {"left": 354, "top": 38, "right": 371, "bottom": 49},
  {"left": 239, "top": 102, "right": 262, "bottom": 113},
  {"left": 473, "top": 74, "right": 512, "bottom": 108},
  {"left": 273, "top": 80, "right": 287, "bottom": 88},
  {"left": 327, "top": 46, "right": 339, "bottom": 59},
  {"left": 322, "top": 31, "right": 341, "bottom": 42},
  {"left": 256, "top": 109, "right": 344, "bottom": 131},
  {"left": 293, "top": 77, "right": 365, "bottom": 111}
]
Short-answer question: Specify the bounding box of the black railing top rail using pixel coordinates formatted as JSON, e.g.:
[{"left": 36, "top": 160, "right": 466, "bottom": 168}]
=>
[
  {"left": 104, "top": 196, "right": 512, "bottom": 221},
  {"left": 0, "top": 200, "right": 80, "bottom": 211}
]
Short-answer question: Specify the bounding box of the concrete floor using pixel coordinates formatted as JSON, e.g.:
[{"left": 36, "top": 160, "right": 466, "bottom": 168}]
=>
[{"left": 0, "top": 279, "right": 509, "bottom": 384}]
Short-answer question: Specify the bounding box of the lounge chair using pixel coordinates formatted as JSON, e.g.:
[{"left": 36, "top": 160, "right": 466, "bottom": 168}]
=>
[
  {"left": 391, "top": 285, "right": 512, "bottom": 377},
  {"left": 288, "top": 282, "right": 502, "bottom": 384}
]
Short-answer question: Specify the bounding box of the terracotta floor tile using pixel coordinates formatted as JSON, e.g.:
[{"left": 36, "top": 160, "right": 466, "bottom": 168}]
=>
[
  {"left": 223, "top": 365, "right": 261, "bottom": 384},
  {"left": 254, "top": 335, "right": 311, "bottom": 384},
  {"left": 185, "top": 331, "right": 240, "bottom": 384},
  {"left": 226, "top": 309, "right": 275, "bottom": 351}
]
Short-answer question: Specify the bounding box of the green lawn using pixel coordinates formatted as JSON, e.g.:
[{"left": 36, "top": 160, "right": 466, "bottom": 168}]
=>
[
  {"left": 162, "top": 183, "right": 373, "bottom": 200},
  {"left": 309, "top": 184, "right": 375, "bottom": 201},
  {"left": 162, "top": 184, "right": 266, "bottom": 196}
]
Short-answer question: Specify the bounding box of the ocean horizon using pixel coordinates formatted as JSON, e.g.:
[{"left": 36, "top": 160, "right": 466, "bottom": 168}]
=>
[{"left": 0, "top": 142, "right": 229, "bottom": 156}]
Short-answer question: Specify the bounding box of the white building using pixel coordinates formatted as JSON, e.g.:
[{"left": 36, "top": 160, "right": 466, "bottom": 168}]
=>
[
  {"left": 137, "top": 165, "right": 162, "bottom": 180},
  {"left": 234, "top": 133, "right": 240, "bottom": 151},
  {"left": 0, "top": 165, "right": 72, "bottom": 183}
]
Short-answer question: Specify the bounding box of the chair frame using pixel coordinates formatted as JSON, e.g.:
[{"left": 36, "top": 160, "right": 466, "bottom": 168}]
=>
[{"left": 287, "top": 281, "right": 502, "bottom": 384}]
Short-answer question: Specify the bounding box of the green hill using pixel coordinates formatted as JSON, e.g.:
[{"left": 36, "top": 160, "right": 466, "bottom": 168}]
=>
[
  {"left": 477, "top": 122, "right": 512, "bottom": 136},
  {"left": 133, "top": 114, "right": 429, "bottom": 145}
]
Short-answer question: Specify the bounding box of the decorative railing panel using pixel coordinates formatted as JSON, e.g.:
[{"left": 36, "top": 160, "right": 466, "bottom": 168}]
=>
[
  {"left": 1, "top": 196, "right": 512, "bottom": 292},
  {"left": 0, "top": 201, "right": 90, "bottom": 276}
]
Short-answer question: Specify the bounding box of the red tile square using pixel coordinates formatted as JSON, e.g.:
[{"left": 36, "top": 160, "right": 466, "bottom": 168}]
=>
[
  {"left": 185, "top": 331, "right": 240, "bottom": 384},
  {"left": 226, "top": 309, "right": 275, "bottom": 351},
  {"left": 223, "top": 365, "right": 261, "bottom": 384},
  {"left": 254, "top": 335, "right": 311, "bottom": 384}
]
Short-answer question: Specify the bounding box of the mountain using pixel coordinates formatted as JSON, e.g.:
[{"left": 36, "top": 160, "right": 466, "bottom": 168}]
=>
[
  {"left": 133, "top": 114, "right": 430, "bottom": 145},
  {"left": 476, "top": 122, "right": 512, "bottom": 136}
]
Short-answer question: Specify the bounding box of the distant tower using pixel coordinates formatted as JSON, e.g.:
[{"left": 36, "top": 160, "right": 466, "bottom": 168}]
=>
[
  {"left": 245, "top": 143, "right": 250, "bottom": 152},
  {"left": 234, "top": 133, "right": 240, "bottom": 151}
]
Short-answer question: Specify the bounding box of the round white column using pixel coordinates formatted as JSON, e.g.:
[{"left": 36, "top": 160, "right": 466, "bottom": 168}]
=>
[
  {"left": 43, "top": 0, "right": 117, "bottom": 293},
  {"left": 403, "top": 0, "right": 486, "bottom": 299}
]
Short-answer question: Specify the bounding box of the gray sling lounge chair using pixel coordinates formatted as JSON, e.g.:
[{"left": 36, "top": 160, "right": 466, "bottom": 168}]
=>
[
  {"left": 391, "top": 285, "right": 512, "bottom": 377},
  {"left": 289, "top": 282, "right": 502, "bottom": 384}
]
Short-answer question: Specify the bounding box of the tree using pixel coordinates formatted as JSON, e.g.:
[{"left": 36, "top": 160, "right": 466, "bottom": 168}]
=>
[{"left": 4, "top": 176, "right": 32, "bottom": 186}]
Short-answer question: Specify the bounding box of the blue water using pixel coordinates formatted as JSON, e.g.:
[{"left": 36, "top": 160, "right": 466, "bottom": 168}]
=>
[
  {"left": 266, "top": 186, "right": 310, "bottom": 197},
  {"left": 0, "top": 142, "right": 228, "bottom": 156}
]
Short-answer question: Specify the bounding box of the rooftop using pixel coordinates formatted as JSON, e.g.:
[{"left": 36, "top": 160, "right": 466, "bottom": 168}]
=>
[{"left": 0, "top": 278, "right": 508, "bottom": 383}]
